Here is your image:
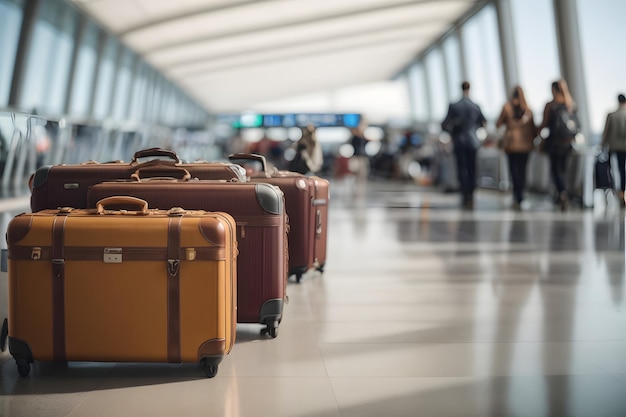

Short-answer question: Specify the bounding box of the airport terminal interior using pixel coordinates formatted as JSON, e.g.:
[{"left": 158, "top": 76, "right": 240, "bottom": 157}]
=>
[{"left": 1, "top": 0, "right": 626, "bottom": 416}]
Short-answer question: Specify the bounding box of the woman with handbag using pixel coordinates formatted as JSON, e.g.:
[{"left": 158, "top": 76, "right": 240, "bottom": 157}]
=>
[
  {"left": 496, "top": 86, "right": 536, "bottom": 210},
  {"left": 537, "top": 79, "right": 578, "bottom": 211},
  {"left": 289, "top": 124, "right": 323, "bottom": 175}
]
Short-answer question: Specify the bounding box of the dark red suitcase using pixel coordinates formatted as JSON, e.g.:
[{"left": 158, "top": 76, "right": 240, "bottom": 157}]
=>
[
  {"left": 311, "top": 176, "right": 329, "bottom": 272},
  {"left": 30, "top": 148, "right": 246, "bottom": 212},
  {"left": 87, "top": 180, "right": 287, "bottom": 337},
  {"left": 229, "top": 154, "right": 329, "bottom": 282}
]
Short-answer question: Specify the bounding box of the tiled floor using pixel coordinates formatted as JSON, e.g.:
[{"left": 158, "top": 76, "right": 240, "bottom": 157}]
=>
[{"left": 1, "top": 181, "right": 626, "bottom": 416}]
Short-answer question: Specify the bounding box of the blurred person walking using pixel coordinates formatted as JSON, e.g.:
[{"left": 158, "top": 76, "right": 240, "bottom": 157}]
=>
[
  {"left": 601, "top": 93, "right": 626, "bottom": 206},
  {"left": 537, "top": 79, "right": 579, "bottom": 211},
  {"left": 349, "top": 125, "right": 370, "bottom": 184},
  {"left": 442, "top": 81, "right": 487, "bottom": 209},
  {"left": 289, "top": 124, "right": 323, "bottom": 175},
  {"left": 496, "top": 86, "right": 536, "bottom": 210}
]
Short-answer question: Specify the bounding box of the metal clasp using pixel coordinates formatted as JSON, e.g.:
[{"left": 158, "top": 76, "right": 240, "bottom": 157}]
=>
[
  {"left": 31, "top": 247, "right": 41, "bottom": 260},
  {"left": 168, "top": 259, "right": 180, "bottom": 277},
  {"left": 103, "top": 248, "right": 122, "bottom": 263}
]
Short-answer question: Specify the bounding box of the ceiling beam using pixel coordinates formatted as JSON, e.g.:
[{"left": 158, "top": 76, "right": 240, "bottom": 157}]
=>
[{"left": 133, "top": 0, "right": 467, "bottom": 54}]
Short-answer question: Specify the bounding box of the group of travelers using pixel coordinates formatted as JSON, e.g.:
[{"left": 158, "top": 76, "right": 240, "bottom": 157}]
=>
[{"left": 443, "top": 79, "right": 626, "bottom": 211}]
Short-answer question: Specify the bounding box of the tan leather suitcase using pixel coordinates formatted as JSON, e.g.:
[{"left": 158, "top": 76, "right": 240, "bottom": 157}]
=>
[{"left": 7, "top": 197, "right": 237, "bottom": 378}]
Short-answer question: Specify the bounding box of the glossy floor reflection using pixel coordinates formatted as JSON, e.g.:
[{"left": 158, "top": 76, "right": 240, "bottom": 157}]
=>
[{"left": 1, "top": 181, "right": 626, "bottom": 417}]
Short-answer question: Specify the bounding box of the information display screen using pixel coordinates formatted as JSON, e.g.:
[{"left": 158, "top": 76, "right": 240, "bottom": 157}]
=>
[{"left": 219, "top": 113, "right": 361, "bottom": 128}]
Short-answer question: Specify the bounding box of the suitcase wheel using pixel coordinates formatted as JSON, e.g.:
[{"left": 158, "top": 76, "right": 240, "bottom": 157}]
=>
[
  {"left": 201, "top": 359, "right": 218, "bottom": 378},
  {"left": 1, "top": 319, "right": 7, "bottom": 351},
  {"left": 316, "top": 263, "right": 325, "bottom": 273},
  {"left": 260, "top": 325, "right": 278, "bottom": 339},
  {"left": 17, "top": 362, "right": 30, "bottom": 377},
  {"left": 295, "top": 273, "right": 302, "bottom": 284}
]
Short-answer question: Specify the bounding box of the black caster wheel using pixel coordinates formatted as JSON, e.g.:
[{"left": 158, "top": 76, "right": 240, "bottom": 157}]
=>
[
  {"left": 316, "top": 265, "right": 325, "bottom": 273},
  {"left": 17, "top": 363, "right": 30, "bottom": 377},
  {"left": 268, "top": 326, "right": 278, "bottom": 338},
  {"left": 260, "top": 324, "right": 278, "bottom": 338},
  {"left": 295, "top": 273, "right": 302, "bottom": 284},
  {"left": 202, "top": 360, "right": 218, "bottom": 378}
]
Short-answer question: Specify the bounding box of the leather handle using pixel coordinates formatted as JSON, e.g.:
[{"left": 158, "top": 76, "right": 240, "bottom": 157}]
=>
[
  {"left": 228, "top": 153, "right": 268, "bottom": 176},
  {"left": 96, "top": 196, "right": 149, "bottom": 214},
  {"left": 131, "top": 167, "right": 191, "bottom": 182},
  {"left": 131, "top": 148, "right": 180, "bottom": 164}
]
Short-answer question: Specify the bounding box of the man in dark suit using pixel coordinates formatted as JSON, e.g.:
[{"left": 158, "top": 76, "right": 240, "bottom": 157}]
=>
[{"left": 442, "top": 81, "right": 487, "bottom": 209}]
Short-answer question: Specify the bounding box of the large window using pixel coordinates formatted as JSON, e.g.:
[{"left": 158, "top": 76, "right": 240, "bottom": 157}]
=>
[
  {"left": 129, "top": 63, "right": 148, "bottom": 121},
  {"left": 112, "top": 48, "right": 134, "bottom": 120},
  {"left": 442, "top": 34, "right": 463, "bottom": 103},
  {"left": 577, "top": 0, "right": 626, "bottom": 139},
  {"left": 461, "top": 4, "right": 505, "bottom": 121},
  {"left": 93, "top": 36, "right": 118, "bottom": 119},
  {"left": 424, "top": 48, "right": 448, "bottom": 122},
  {"left": 0, "top": 0, "right": 23, "bottom": 108},
  {"left": 407, "top": 62, "right": 429, "bottom": 122},
  {"left": 20, "top": 0, "right": 77, "bottom": 115},
  {"left": 69, "top": 21, "right": 99, "bottom": 117},
  {"left": 510, "top": 0, "right": 560, "bottom": 123}
]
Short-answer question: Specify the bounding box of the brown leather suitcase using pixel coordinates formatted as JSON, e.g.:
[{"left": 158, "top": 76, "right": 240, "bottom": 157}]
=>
[
  {"left": 229, "top": 154, "right": 329, "bottom": 282},
  {"left": 7, "top": 197, "right": 237, "bottom": 378},
  {"left": 87, "top": 179, "right": 288, "bottom": 337},
  {"left": 30, "top": 148, "right": 246, "bottom": 212}
]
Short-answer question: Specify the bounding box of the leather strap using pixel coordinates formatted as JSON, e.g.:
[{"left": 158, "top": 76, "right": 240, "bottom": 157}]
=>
[
  {"left": 52, "top": 214, "right": 68, "bottom": 361},
  {"left": 167, "top": 217, "right": 182, "bottom": 363},
  {"left": 9, "top": 246, "right": 225, "bottom": 261}
]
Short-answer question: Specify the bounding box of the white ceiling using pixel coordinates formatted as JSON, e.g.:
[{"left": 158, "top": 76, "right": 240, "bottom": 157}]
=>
[{"left": 69, "top": 0, "right": 479, "bottom": 113}]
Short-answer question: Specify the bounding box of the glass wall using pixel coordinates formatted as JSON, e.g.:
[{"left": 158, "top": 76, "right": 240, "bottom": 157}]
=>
[
  {"left": 0, "top": 0, "right": 23, "bottom": 108},
  {"left": 442, "top": 34, "right": 463, "bottom": 103},
  {"left": 129, "top": 62, "right": 148, "bottom": 122},
  {"left": 93, "top": 36, "right": 117, "bottom": 120},
  {"left": 510, "top": 0, "right": 560, "bottom": 123},
  {"left": 112, "top": 49, "right": 134, "bottom": 120},
  {"left": 461, "top": 3, "right": 505, "bottom": 121},
  {"left": 424, "top": 48, "right": 449, "bottom": 122},
  {"left": 577, "top": 0, "right": 626, "bottom": 139},
  {"left": 20, "top": 0, "right": 77, "bottom": 115},
  {"left": 2, "top": 0, "right": 207, "bottom": 126},
  {"left": 407, "top": 62, "right": 429, "bottom": 123},
  {"left": 69, "top": 20, "right": 99, "bottom": 117}
]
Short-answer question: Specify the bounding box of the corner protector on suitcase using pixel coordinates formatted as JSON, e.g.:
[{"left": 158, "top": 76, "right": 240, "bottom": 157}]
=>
[
  {"left": 259, "top": 299, "right": 283, "bottom": 326},
  {"left": 31, "top": 166, "right": 52, "bottom": 189},
  {"left": 198, "top": 338, "right": 226, "bottom": 361},
  {"left": 254, "top": 183, "right": 283, "bottom": 215},
  {"left": 8, "top": 336, "right": 33, "bottom": 364}
]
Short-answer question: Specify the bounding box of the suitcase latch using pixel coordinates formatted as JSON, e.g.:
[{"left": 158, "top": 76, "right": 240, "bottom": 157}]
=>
[
  {"left": 31, "top": 247, "right": 41, "bottom": 260},
  {"left": 168, "top": 259, "right": 180, "bottom": 276},
  {"left": 103, "top": 248, "right": 122, "bottom": 263},
  {"left": 63, "top": 183, "right": 79, "bottom": 190}
]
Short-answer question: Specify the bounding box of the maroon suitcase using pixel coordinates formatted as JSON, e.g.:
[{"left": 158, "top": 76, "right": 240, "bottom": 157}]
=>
[
  {"left": 229, "top": 153, "right": 329, "bottom": 282},
  {"left": 87, "top": 180, "right": 287, "bottom": 337},
  {"left": 311, "top": 176, "right": 329, "bottom": 272},
  {"left": 30, "top": 148, "right": 246, "bottom": 212}
]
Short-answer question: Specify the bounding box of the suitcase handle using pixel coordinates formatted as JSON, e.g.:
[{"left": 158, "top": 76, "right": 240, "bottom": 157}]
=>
[
  {"left": 131, "top": 166, "right": 192, "bottom": 182},
  {"left": 96, "top": 196, "right": 149, "bottom": 214},
  {"left": 131, "top": 148, "right": 181, "bottom": 164},
  {"left": 228, "top": 153, "right": 269, "bottom": 177}
]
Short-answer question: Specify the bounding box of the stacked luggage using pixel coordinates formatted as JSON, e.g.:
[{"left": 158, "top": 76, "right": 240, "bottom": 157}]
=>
[
  {"left": 3, "top": 148, "right": 329, "bottom": 378},
  {"left": 229, "top": 153, "right": 330, "bottom": 283}
]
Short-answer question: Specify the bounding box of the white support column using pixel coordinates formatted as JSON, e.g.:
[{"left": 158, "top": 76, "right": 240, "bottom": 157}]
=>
[
  {"left": 552, "top": 0, "right": 591, "bottom": 143},
  {"left": 494, "top": 0, "right": 519, "bottom": 94}
]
